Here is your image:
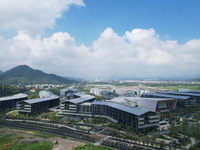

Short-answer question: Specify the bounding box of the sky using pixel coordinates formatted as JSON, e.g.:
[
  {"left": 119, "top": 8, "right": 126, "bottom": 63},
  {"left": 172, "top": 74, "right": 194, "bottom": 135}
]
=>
[{"left": 0, "top": 0, "right": 200, "bottom": 78}]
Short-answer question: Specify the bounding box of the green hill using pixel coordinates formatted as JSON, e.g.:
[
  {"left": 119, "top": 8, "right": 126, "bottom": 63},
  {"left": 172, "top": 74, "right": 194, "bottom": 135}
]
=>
[{"left": 0, "top": 65, "right": 76, "bottom": 85}]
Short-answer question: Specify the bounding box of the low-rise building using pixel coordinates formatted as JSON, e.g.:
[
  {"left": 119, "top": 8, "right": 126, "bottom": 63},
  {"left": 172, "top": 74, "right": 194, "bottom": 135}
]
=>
[
  {"left": 60, "top": 93, "right": 95, "bottom": 114},
  {"left": 17, "top": 91, "right": 59, "bottom": 115},
  {"left": 178, "top": 89, "right": 200, "bottom": 94},
  {"left": 92, "top": 100, "right": 159, "bottom": 132},
  {"left": 90, "top": 88, "right": 115, "bottom": 99},
  {"left": 141, "top": 92, "right": 195, "bottom": 108},
  {"left": 59, "top": 90, "right": 162, "bottom": 132},
  {"left": 109, "top": 97, "right": 177, "bottom": 112},
  {"left": 161, "top": 91, "right": 200, "bottom": 103},
  {"left": 0, "top": 93, "right": 28, "bottom": 113},
  {"left": 60, "top": 88, "right": 79, "bottom": 100}
]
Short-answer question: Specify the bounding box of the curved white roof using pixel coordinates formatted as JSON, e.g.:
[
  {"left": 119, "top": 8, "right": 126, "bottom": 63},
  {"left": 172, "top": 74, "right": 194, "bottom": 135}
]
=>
[
  {"left": 110, "top": 97, "right": 176, "bottom": 112},
  {"left": 92, "top": 100, "right": 149, "bottom": 116}
]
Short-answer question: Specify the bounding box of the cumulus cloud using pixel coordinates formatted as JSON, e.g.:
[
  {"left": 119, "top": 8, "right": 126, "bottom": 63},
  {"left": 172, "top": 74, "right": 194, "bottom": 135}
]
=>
[
  {"left": 0, "top": 0, "right": 84, "bottom": 35},
  {"left": 0, "top": 27, "right": 200, "bottom": 77}
]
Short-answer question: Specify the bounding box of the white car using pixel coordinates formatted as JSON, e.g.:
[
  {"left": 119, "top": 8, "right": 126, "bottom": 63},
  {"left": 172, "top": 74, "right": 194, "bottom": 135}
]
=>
[{"left": 158, "top": 121, "right": 171, "bottom": 131}]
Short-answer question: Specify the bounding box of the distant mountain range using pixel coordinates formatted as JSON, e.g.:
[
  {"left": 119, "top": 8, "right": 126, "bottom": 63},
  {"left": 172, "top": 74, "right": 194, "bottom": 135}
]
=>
[
  {"left": 0, "top": 70, "right": 2, "bottom": 74},
  {"left": 0, "top": 65, "right": 77, "bottom": 85}
]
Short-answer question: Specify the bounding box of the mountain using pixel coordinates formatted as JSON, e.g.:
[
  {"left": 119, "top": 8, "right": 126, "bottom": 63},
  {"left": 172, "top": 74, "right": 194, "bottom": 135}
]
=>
[
  {"left": 0, "top": 70, "right": 2, "bottom": 74},
  {"left": 0, "top": 65, "right": 76, "bottom": 85}
]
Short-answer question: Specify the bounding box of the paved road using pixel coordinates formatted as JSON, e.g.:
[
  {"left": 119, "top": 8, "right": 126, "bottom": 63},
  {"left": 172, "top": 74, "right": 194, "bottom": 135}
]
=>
[
  {"left": 94, "top": 136, "right": 111, "bottom": 145},
  {"left": 185, "top": 137, "right": 195, "bottom": 150}
]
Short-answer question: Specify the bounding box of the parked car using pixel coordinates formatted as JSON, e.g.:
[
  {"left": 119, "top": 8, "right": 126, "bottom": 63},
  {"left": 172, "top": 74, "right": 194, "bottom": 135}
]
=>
[{"left": 158, "top": 121, "right": 171, "bottom": 131}]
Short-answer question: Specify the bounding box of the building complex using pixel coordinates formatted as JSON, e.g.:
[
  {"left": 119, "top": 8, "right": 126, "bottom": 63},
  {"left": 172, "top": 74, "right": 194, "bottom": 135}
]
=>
[
  {"left": 6, "top": 87, "right": 199, "bottom": 132},
  {"left": 141, "top": 92, "right": 196, "bottom": 108},
  {"left": 56, "top": 88, "right": 179, "bottom": 132}
]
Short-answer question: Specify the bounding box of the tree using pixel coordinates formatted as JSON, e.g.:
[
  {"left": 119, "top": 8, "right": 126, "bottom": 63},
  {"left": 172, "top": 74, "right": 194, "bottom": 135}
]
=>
[
  {"left": 160, "top": 141, "right": 165, "bottom": 149},
  {"left": 126, "top": 126, "right": 132, "bottom": 133}
]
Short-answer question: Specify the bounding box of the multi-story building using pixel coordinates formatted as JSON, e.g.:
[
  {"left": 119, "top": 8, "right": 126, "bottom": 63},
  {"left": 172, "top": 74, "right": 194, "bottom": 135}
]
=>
[
  {"left": 17, "top": 91, "right": 59, "bottom": 115},
  {"left": 92, "top": 100, "right": 160, "bottom": 132},
  {"left": 161, "top": 91, "right": 200, "bottom": 103},
  {"left": 60, "top": 92, "right": 95, "bottom": 114},
  {"left": 178, "top": 89, "right": 200, "bottom": 94},
  {"left": 114, "top": 88, "right": 136, "bottom": 96},
  {"left": 58, "top": 89, "right": 175, "bottom": 132},
  {"left": 141, "top": 93, "right": 195, "bottom": 108},
  {"left": 109, "top": 97, "right": 177, "bottom": 112},
  {"left": 60, "top": 88, "right": 79, "bottom": 100},
  {"left": 90, "top": 88, "right": 116, "bottom": 99},
  {"left": 0, "top": 93, "right": 28, "bottom": 113}
]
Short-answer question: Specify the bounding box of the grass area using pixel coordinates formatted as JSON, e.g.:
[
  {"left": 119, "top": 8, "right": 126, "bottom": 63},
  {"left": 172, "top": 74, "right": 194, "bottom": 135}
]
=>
[
  {"left": 6, "top": 111, "right": 19, "bottom": 117},
  {"left": 159, "top": 85, "right": 200, "bottom": 91},
  {"left": 1, "top": 141, "right": 53, "bottom": 150},
  {"left": 0, "top": 133, "right": 53, "bottom": 150},
  {"left": 73, "top": 143, "right": 113, "bottom": 150},
  {"left": 0, "top": 127, "right": 54, "bottom": 150}
]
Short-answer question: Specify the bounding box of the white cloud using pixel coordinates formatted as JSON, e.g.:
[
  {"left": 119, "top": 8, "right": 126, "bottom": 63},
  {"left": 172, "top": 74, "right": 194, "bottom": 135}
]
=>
[
  {"left": 0, "top": 28, "right": 200, "bottom": 77},
  {"left": 0, "top": 0, "right": 84, "bottom": 35},
  {"left": 0, "top": 1, "right": 199, "bottom": 77}
]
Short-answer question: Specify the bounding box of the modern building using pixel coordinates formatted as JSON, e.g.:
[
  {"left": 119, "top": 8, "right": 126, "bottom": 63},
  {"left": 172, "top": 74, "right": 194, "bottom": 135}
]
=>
[
  {"left": 60, "top": 88, "right": 79, "bottom": 100},
  {"left": 60, "top": 92, "right": 95, "bottom": 114},
  {"left": 109, "top": 97, "right": 177, "bottom": 112},
  {"left": 92, "top": 100, "right": 159, "bottom": 132},
  {"left": 0, "top": 93, "right": 28, "bottom": 113},
  {"left": 59, "top": 90, "right": 161, "bottom": 132},
  {"left": 90, "top": 88, "right": 116, "bottom": 99},
  {"left": 114, "top": 88, "right": 151, "bottom": 96},
  {"left": 178, "top": 89, "right": 200, "bottom": 94},
  {"left": 17, "top": 91, "right": 59, "bottom": 115},
  {"left": 141, "top": 93, "right": 195, "bottom": 108},
  {"left": 114, "top": 88, "right": 137, "bottom": 96},
  {"left": 161, "top": 91, "right": 200, "bottom": 103}
]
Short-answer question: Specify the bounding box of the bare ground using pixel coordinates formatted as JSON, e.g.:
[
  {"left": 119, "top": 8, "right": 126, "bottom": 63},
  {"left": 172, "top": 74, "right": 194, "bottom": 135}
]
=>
[
  {"left": 49, "top": 137, "right": 85, "bottom": 150},
  {"left": 0, "top": 127, "right": 85, "bottom": 150}
]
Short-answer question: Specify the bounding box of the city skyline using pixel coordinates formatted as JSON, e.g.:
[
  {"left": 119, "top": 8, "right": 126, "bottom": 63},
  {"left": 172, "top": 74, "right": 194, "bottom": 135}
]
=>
[{"left": 0, "top": 0, "right": 200, "bottom": 78}]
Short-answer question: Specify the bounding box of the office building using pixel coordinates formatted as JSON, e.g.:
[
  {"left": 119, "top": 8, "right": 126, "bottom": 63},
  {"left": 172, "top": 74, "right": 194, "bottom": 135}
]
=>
[
  {"left": 141, "top": 93, "right": 195, "bottom": 108},
  {"left": 161, "top": 91, "right": 200, "bottom": 103},
  {"left": 90, "top": 88, "right": 116, "bottom": 99},
  {"left": 17, "top": 91, "right": 59, "bottom": 115},
  {"left": 0, "top": 93, "right": 28, "bottom": 113}
]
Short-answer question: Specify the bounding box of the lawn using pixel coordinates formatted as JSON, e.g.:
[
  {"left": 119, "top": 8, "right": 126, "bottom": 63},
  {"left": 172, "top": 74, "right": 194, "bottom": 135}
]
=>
[{"left": 0, "top": 127, "right": 53, "bottom": 150}]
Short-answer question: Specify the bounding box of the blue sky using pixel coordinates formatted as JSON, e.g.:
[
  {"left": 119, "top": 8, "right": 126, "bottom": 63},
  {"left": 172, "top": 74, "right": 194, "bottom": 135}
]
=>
[
  {"left": 45, "top": 0, "right": 200, "bottom": 46},
  {"left": 0, "top": 0, "right": 200, "bottom": 78}
]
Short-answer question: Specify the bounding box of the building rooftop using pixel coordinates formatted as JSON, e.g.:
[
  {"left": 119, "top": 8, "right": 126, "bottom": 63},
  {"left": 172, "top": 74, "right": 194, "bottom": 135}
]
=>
[
  {"left": 80, "top": 102, "right": 92, "bottom": 106},
  {"left": 21, "top": 96, "right": 59, "bottom": 104},
  {"left": 92, "top": 100, "right": 149, "bottom": 116},
  {"left": 68, "top": 95, "right": 95, "bottom": 104},
  {"left": 0, "top": 93, "right": 28, "bottom": 102},
  {"left": 110, "top": 97, "right": 176, "bottom": 112},
  {"left": 162, "top": 91, "right": 200, "bottom": 97},
  {"left": 142, "top": 92, "right": 190, "bottom": 100},
  {"left": 60, "top": 88, "right": 79, "bottom": 93},
  {"left": 178, "top": 89, "right": 200, "bottom": 93},
  {"left": 73, "top": 92, "right": 91, "bottom": 98}
]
